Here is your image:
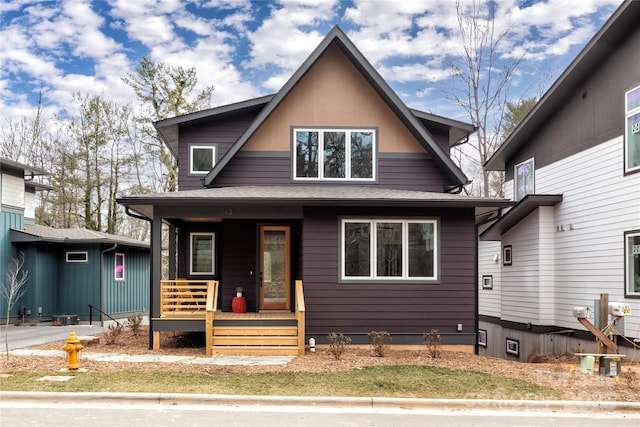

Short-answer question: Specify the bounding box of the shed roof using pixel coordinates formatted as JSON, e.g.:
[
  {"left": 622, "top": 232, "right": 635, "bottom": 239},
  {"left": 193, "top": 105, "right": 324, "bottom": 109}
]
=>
[
  {"left": 479, "top": 194, "right": 563, "bottom": 241},
  {"left": 10, "top": 224, "right": 149, "bottom": 249}
]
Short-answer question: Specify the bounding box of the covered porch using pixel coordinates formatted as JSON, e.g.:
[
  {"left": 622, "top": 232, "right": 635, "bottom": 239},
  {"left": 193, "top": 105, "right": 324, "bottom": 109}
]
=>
[{"left": 155, "top": 279, "right": 305, "bottom": 356}]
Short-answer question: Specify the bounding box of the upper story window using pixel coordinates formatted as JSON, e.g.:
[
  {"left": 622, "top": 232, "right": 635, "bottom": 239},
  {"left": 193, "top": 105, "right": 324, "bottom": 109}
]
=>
[
  {"left": 514, "top": 158, "right": 534, "bottom": 201},
  {"left": 625, "top": 85, "right": 640, "bottom": 175},
  {"left": 189, "top": 145, "right": 216, "bottom": 175},
  {"left": 341, "top": 218, "right": 439, "bottom": 282},
  {"left": 294, "top": 128, "right": 376, "bottom": 181}
]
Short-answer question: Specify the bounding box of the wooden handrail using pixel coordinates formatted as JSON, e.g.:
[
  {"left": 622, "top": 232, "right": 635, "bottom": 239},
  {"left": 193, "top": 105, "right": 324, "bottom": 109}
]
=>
[
  {"left": 159, "top": 279, "right": 210, "bottom": 316},
  {"left": 295, "top": 280, "right": 305, "bottom": 356},
  {"left": 205, "top": 280, "right": 219, "bottom": 356}
]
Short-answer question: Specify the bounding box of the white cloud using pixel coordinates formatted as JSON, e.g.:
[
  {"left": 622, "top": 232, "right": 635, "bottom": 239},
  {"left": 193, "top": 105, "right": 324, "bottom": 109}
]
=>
[{"left": 244, "top": 0, "right": 336, "bottom": 73}]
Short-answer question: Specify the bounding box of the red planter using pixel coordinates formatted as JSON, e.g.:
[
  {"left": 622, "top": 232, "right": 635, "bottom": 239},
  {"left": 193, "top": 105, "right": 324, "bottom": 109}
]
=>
[{"left": 232, "top": 296, "right": 247, "bottom": 313}]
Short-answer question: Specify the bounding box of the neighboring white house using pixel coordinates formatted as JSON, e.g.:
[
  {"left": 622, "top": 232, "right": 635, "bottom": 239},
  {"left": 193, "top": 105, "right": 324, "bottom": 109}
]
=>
[{"left": 478, "top": 1, "right": 640, "bottom": 362}]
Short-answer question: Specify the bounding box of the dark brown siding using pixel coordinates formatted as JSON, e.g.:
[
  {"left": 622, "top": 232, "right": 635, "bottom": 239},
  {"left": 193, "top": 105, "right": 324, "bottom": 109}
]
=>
[
  {"left": 210, "top": 152, "right": 451, "bottom": 192},
  {"left": 301, "top": 206, "right": 476, "bottom": 337},
  {"left": 178, "top": 114, "right": 255, "bottom": 190},
  {"left": 505, "top": 27, "right": 640, "bottom": 179},
  {"left": 220, "top": 221, "right": 257, "bottom": 312}
]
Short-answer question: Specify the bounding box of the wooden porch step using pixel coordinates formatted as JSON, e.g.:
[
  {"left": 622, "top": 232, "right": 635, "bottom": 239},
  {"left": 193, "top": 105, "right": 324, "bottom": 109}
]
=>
[
  {"left": 211, "top": 325, "right": 300, "bottom": 356},
  {"left": 211, "top": 346, "right": 300, "bottom": 356}
]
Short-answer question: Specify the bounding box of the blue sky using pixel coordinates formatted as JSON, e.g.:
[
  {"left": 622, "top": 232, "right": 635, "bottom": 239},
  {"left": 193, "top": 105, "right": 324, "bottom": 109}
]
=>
[{"left": 0, "top": 0, "right": 622, "bottom": 124}]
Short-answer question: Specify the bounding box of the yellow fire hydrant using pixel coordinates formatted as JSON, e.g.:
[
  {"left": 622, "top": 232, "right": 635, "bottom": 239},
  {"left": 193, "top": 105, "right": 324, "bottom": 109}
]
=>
[{"left": 62, "top": 331, "right": 83, "bottom": 370}]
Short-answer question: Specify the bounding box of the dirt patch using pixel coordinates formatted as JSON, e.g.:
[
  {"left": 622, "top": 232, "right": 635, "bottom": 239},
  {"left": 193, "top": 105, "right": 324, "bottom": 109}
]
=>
[{"left": 4, "top": 327, "right": 640, "bottom": 402}]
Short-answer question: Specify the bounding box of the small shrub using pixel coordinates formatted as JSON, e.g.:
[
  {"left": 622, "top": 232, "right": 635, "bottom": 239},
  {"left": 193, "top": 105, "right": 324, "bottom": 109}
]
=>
[
  {"left": 103, "top": 323, "right": 124, "bottom": 345},
  {"left": 127, "top": 313, "right": 143, "bottom": 336},
  {"left": 328, "top": 332, "right": 351, "bottom": 360},
  {"left": 368, "top": 330, "right": 391, "bottom": 357},
  {"left": 423, "top": 329, "right": 441, "bottom": 358}
]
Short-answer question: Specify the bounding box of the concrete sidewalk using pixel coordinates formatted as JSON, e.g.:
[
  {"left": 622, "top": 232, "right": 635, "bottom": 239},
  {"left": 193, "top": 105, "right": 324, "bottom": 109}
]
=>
[
  {"left": 2, "top": 391, "right": 640, "bottom": 415},
  {"left": 10, "top": 347, "right": 294, "bottom": 366},
  {"left": 1, "top": 322, "right": 107, "bottom": 351}
]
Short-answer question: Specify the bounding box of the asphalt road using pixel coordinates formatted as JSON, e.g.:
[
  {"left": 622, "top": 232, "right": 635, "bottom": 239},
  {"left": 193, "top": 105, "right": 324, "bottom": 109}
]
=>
[{"left": 2, "top": 400, "right": 640, "bottom": 427}]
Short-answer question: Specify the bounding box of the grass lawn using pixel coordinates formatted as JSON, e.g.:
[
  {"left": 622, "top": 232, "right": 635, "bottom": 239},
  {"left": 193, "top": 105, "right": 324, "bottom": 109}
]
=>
[{"left": 1, "top": 365, "right": 562, "bottom": 400}]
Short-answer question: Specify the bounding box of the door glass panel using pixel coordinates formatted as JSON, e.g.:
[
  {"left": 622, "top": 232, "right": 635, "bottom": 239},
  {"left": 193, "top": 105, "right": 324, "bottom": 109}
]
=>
[{"left": 263, "top": 230, "right": 286, "bottom": 305}]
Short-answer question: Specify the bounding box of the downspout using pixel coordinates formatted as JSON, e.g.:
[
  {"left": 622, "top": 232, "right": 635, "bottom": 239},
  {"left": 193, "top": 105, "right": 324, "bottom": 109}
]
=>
[
  {"left": 124, "top": 207, "right": 153, "bottom": 350},
  {"left": 100, "top": 244, "right": 118, "bottom": 327}
]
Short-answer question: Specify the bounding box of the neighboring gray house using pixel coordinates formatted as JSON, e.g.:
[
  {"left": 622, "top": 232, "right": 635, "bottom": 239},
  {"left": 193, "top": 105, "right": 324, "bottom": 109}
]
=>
[
  {"left": 0, "top": 157, "right": 150, "bottom": 324},
  {"left": 478, "top": 1, "right": 640, "bottom": 361}
]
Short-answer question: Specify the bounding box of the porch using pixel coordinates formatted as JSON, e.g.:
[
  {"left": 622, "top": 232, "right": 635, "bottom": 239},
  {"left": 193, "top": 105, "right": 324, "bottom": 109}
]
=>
[{"left": 153, "top": 279, "right": 305, "bottom": 356}]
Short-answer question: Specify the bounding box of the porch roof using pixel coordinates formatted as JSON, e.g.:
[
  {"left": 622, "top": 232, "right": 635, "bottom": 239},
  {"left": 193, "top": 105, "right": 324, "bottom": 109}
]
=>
[
  {"left": 479, "top": 194, "right": 563, "bottom": 241},
  {"left": 117, "top": 185, "right": 513, "bottom": 219}
]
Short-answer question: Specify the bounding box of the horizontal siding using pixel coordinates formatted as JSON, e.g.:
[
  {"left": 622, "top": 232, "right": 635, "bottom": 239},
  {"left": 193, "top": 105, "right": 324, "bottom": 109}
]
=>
[
  {"left": 211, "top": 153, "right": 453, "bottom": 191},
  {"left": 501, "top": 210, "right": 540, "bottom": 323},
  {"left": 1, "top": 173, "right": 24, "bottom": 208},
  {"left": 537, "top": 137, "right": 640, "bottom": 333},
  {"left": 478, "top": 240, "right": 502, "bottom": 318},
  {"left": 489, "top": 137, "right": 640, "bottom": 335},
  {"left": 302, "top": 206, "right": 476, "bottom": 336},
  {"left": 178, "top": 114, "right": 255, "bottom": 190}
]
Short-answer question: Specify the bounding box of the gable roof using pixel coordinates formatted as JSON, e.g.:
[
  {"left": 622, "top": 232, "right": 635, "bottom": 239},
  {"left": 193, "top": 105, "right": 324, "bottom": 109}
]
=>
[
  {"left": 485, "top": 0, "right": 640, "bottom": 171},
  {"left": 202, "top": 26, "right": 468, "bottom": 187},
  {"left": 154, "top": 26, "right": 471, "bottom": 188},
  {"left": 10, "top": 224, "right": 149, "bottom": 249}
]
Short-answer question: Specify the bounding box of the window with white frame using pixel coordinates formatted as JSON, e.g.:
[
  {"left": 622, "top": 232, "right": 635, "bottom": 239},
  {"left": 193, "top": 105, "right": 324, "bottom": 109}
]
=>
[
  {"left": 189, "top": 145, "right": 216, "bottom": 175},
  {"left": 294, "top": 128, "right": 375, "bottom": 180},
  {"left": 190, "top": 232, "right": 215, "bottom": 275},
  {"left": 115, "top": 253, "right": 125, "bottom": 281},
  {"left": 66, "top": 251, "right": 88, "bottom": 263},
  {"left": 625, "top": 85, "right": 640, "bottom": 174},
  {"left": 341, "top": 219, "right": 438, "bottom": 281},
  {"left": 514, "top": 158, "right": 534, "bottom": 201},
  {"left": 626, "top": 230, "right": 640, "bottom": 297}
]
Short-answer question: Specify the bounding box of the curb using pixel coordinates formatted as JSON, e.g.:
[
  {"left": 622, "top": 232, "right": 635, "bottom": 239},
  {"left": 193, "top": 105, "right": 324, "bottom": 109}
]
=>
[{"left": 2, "top": 391, "right": 640, "bottom": 414}]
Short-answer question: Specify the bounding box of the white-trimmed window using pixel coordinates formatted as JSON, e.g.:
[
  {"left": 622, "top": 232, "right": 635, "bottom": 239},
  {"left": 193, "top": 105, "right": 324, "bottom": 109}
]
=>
[
  {"left": 294, "top": 128, "right": 375, "bottom": 180},
  {"left": 625, "top": 85, "right": 640, "bottom": 174},
  {"left": 190, "top": 232, "right": 215, "bottom": 275},
  {"left": 115, "top": 253, "right": 125, "bottom": 281},
  {"left": 514, "top": 158, "right": 534, "bottom": 201},
  {"left": 66, "top": 251, "right": 88, "bottom": 263},
  {"left": 341, "top": 219, "right": 438, "bottom": 281},
  {"left": 626, "top": 230, "right": 640, "bottom": 297},
  {"left": 189, "top": 145, "right": 216, "bottom": 175}
]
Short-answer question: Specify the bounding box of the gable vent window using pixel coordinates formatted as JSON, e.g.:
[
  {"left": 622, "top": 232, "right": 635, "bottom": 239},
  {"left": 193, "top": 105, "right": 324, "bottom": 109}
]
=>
[
  {"left": 625, "top": 85, "right": 640, "bottom": 175},
  {"left": 293, "top": 128, "right": 376, "bottom": 181},
  {"left": 66, "top": 251, "right": 88, "bottom": 263}
]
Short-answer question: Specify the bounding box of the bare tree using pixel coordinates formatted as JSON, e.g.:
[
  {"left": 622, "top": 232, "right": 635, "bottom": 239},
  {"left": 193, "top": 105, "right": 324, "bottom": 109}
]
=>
[
  {"left": 447, "top": 0, "right": 523, "bottom": 197},
  {"left": 2, "top": 252, "right": 29, "bottom": 359},
  {"left": 123, "top": 57, "right": 214, "bottom": 192}
]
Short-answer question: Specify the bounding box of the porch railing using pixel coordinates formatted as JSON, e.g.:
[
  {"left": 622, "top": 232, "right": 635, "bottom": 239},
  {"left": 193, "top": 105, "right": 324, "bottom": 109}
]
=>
[
  {"left": 160, "top": 279, "right": 215, "bottom": 316},
  {"left": 205, "top": 281, "right": 220, "bottom": 356},
  {"left": 295, "top": 280, "right": 305, "bottom": 356}
]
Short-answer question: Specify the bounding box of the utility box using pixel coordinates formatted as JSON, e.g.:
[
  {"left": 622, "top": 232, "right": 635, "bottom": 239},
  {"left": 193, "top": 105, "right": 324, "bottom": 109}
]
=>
[
  {"left": 599, "top": 356, "right": 622, "bottom": 377},
  {"left": 53, "top": 314, "right": 79, "bottom": 326}
]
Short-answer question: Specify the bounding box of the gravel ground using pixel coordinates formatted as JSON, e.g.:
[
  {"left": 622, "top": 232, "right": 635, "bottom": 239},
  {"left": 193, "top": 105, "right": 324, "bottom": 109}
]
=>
[{"left": 3, "top": 327, "right": 640, "bottom": 402}]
